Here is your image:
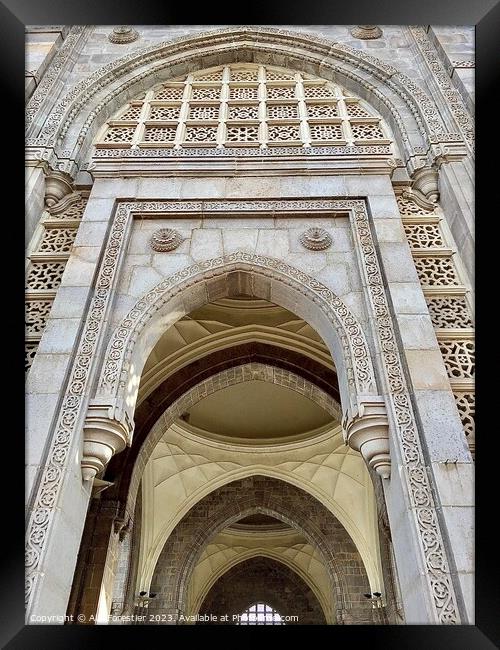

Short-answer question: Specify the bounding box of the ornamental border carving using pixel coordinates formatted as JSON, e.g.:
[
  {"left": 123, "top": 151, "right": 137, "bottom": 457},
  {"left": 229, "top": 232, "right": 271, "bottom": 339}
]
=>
[
  {"left": 96, "top": 201, "right": 377, "bottom": 403},
  {"left": 409, "top": 27, "right": 474, "bottom": 152},
  {"left": 25, "top": 197, "right": 460, "bottom": 624},
  {"left": 348, "top": 199, "right": 460, "bottom": 623},
  {"left": 92, "top": 145, "right": 393, "bottom": 159},
  {"left": 25, "top": 26, "right": 88, "bottom": 134}
]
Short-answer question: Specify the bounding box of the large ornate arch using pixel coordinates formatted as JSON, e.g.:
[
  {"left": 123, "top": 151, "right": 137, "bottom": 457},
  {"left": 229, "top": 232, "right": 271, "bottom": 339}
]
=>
[
  {"left": 148, "top": 475, "right": 373, "bottom": 624},
  {"left": 26, "top": 27, "right": 466, "bottom": 184},
  {"left": 95, "top": 252, "right": 377, "bottom": 418}
]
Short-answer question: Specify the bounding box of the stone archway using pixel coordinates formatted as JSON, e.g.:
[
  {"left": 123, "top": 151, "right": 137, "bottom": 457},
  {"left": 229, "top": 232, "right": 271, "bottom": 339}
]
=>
[
  {"left": 83, "top": 250, "right": 391, "bottom": 525},
  {"left": 96, "top": 252, "right": 376, "bottom": 413},
  {"left": 148, "top": 475, "right": 374, "bottom": 625},
  {"left": 190, "top": 548, "right": 333, "bottom": 622},
  {"left": 103, "top": 342, "right": 341, "bottom": 514},
  {"left": 198, "top": 556, "right": 327, "bottom": 625}
]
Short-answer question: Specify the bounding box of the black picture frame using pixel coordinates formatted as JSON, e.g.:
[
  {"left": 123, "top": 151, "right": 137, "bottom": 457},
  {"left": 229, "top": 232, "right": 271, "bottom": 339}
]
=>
[{"left": 6, "top": 0, "right": 497, "bottom": 646}]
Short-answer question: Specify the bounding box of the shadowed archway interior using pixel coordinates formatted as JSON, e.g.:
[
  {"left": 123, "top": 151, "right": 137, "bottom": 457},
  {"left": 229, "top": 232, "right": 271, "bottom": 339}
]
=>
[{"left": 198, "top": 556, "right": 327, "bottom": 625}]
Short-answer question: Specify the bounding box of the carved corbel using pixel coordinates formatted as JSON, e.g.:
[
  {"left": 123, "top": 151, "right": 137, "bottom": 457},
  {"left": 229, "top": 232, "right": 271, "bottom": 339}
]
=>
[
  {"left": 81, "top": 400, "right": 135, "bottom": 483},
  {"left": 44, "top": 170, "right": 74, "bottom": 208},
  {"left": 410, "top": 167, "right": 439, "bottom": 203},
  {"left": 400, "top": 187, "right": 437, "bottom": 212},
  {"left": 343, "top": 396, "right": 391, "bottom": 479},
  {"left": 48, "top": 190, "right": 82, "bottom": 216}
]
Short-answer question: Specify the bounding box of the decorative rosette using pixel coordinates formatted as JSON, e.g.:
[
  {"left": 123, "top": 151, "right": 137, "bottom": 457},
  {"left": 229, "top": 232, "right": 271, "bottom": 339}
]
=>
[
  {"left": 150, "top": 228, "right": 183, "bottom": 252},
  {"left": 299, "top": 227, "right": 332, "bottom": 251}
]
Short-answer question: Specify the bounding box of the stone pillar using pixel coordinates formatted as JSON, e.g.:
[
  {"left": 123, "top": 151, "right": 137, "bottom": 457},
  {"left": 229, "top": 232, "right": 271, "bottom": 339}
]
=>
[
  {"left": 357, "top": 180, "right": 474, "bottom": 623},
  {"left": 25, "top": 164, "right": 46, "bottom": 248},
  {"left": 25, "top": 188, "right": 122, "bottom": 620},
  {"left": 66, "top": 499, "right": 126, "bottom": 624},
  {"left": 438, "top": 160, "right": 474, "bottom": 285}
]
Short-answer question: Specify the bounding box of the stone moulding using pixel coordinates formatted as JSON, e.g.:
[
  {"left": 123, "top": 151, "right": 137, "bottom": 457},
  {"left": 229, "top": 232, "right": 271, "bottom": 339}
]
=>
[
  {"left": 89, "top": 146, "right": 397, "bottom": 180},
  {"left": 92, "top": 145, "right": 393, "bottom": 158},
  {"left": 25, "top": 25, "right": 88, "bottom": 135},
  {"left": 25, "top": 197, "right": 461, "bottom": 625},
  {"left": 409, "top": 26, "right": 474, "bottom": 153}
]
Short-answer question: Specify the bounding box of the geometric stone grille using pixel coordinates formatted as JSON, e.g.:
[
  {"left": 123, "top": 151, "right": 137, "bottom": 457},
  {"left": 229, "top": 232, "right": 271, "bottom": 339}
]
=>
[
  {"left": 48, "top": 196, "right": 87, "bottom": 220},
  {"left": 96, "top": 63, "right": 389, "bottom": 150},
  {"left": 425, "top": 296, "right": 473, "bottom": 329},
  {"left": 25, "top": 341, "right": 39, "bottom": 374},
  {"left": 396, "top": 195, "right": 434, "bottom": 216},
  {"left": 25, "top": 300, "right": 53, "bottom": 335},
  {"left": 438, "top": 340, "right": 475, "bottom": 379},
  {"left": 403, "top": 223, "right": 444, "bottom": 249},
  {"left": 453, "top": 392, "right": 475, "bottom": 455},
  {"left": 38, "top": 228, "right": 77, "bottom": 253},
  {"left": 413, "top": 257, "right": 460, "bottom": 286},
  {"left": 25, "top": 192, "right": 88, "bottom": 379},
  {"left": 26, "top": 262, "right": 66, "bottom": 291},
  {"left": 397, "top": 191, "right": 474, "bottom": 458}
]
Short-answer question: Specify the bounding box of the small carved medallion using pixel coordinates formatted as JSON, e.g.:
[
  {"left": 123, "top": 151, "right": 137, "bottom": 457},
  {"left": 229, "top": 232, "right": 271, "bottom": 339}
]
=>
[
  {"left": 350, "top": 25, "right": 383, "bottom": 40},
  {"left": 150, "top": 228, "right": 183, "bottom": 252},
  {"left": 299, "top": 227, "right": 333, "bottom": 251},
  {"left": 108, "top": 26, "right": 139, "bottom": 44}
]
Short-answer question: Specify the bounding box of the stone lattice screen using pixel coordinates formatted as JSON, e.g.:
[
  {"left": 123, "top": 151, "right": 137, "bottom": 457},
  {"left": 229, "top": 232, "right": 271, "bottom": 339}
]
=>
[
  {"left": 95, "top": 64, "right": 392, "bottom": 150},
  {"left": 397, "top": 194, "right": 475, "bottom": 457},
  {"left": 25, "top": 193, "right": 89, "bottom": 374}
]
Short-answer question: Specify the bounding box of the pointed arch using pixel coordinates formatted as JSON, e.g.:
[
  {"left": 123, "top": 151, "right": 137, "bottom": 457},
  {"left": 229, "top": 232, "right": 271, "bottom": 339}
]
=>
[{"left": 96, "top": 252, "right": 377, "bottom": 421}]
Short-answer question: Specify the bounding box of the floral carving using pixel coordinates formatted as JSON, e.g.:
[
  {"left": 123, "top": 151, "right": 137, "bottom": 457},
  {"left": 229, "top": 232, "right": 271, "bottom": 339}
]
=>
[
  {"left": 150, "top": 228, "right": 183, "bottom": 252},
  {"left": 300, "top": 227, "right": 333, "bottom": 250},
  {"left": 350, "top": 26, "right": 383, "bottom": 40}
]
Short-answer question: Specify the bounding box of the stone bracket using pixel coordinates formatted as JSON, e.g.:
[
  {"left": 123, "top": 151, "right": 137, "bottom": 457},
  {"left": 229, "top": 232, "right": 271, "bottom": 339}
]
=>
[
  {"left": 81, "top": 398, "right": 135, "bottom": 483},
  {"left": 343, "top": 395, "right": 391, "bottom": 479}
]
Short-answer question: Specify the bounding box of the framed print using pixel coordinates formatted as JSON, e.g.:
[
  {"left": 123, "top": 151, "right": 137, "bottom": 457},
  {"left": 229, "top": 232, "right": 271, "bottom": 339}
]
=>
[{"left": 5, "top": 0, "right": 496, "bottom": 645}]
